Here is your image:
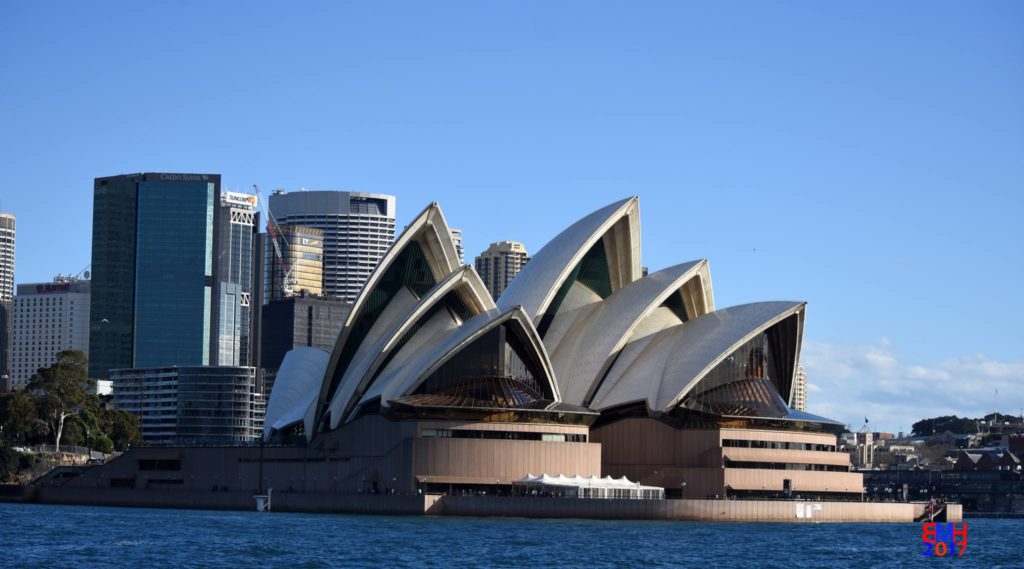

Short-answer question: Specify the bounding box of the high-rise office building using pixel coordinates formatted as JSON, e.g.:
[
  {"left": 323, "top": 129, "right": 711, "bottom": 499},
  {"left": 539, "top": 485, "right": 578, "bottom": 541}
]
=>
[
  {"left": 0, "top": 212, "right": 15, "bottom": 387},
  {"left": 89, "top": 173, "right": 221, "bottom": 378},
  {"left": 0, "top": 213, "right": 13, "bottom": 302},
  {"left": 9, "top": 276, "right": 90, "bottom": 389},
  {"left": 450, "top": 228, "right": 464, "bottom": 265},
  {"left": 213, "top": 191, "right": 260, "bottom": 366},
  {"left": 265, "top": 224, "right": 324, "bottom": 301},
  {"left": 793, "top": 363, "right": 808, "bottom": 412},
  {"left": 268, "top": 190, "right": 396, "bottom": 302},
  {"left": 474, "top": 241, "right": 530, "bottom": 300}
]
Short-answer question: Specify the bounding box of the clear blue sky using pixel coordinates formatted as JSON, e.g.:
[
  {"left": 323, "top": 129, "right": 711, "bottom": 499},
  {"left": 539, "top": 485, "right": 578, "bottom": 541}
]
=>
[{"left": 1, "top": 1, "right": 1021, "bottom": 430}]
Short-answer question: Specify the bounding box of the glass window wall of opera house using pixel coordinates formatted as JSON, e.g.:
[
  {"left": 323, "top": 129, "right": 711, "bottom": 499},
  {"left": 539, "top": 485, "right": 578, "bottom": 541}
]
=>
[{"left": 72, "top": 196, "right": 861, "bottom": 501}]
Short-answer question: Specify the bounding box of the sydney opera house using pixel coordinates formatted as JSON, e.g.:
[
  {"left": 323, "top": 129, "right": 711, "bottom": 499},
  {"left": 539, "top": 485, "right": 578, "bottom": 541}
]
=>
[
  {"left": 43, "top": 196, "right": 865, "bottom": 511},
  {"left": 253, "top": 196, "right": 863, "bottom": 500}
]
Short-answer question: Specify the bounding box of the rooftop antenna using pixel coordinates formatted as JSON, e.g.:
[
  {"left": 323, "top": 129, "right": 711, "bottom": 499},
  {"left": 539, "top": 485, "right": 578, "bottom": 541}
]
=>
[
  {"left": 858, "top": 417, "right": 870, "bottom": 435},
  {"left": 74, "top": 264, "right": 91, "bottom": 280}
]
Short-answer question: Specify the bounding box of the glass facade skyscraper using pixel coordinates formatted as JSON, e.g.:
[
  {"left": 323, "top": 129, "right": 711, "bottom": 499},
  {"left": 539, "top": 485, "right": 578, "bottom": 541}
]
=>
[
  {"left": 89, "top": 175, "right": 143, "bottom": 379},
  {"left": 133, "top": 178, "right": 216, "bottom": 368},
  {"left": 213, "top": 191, "right": 259, "bottom": 366},
  {"left": 89, "top": 173, "right": 222, "bottom": 377}
]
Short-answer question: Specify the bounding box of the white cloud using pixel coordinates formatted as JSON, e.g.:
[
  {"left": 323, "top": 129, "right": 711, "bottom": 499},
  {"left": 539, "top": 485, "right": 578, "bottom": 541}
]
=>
[{"left": 800, "top": 339, "right": 1024, "bottom": 434}]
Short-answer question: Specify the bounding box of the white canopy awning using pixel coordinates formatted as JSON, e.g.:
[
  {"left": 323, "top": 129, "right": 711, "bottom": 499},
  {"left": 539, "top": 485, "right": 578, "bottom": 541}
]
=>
[{"left": 515, "top": 473, "right": 663, "bottom": 493}]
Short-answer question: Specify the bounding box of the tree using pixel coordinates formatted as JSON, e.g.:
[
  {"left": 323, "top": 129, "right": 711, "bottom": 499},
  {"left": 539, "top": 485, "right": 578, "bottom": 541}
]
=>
[
  {"left": 4, "top": 351, "right": 140, "bottom": 455},
  {"left": 0, "top": 448, "right": 37, "bottom": 483},
  {"left": 104, "top": 409, "right": 141, "bottom": 451},
  {"left": 911, "top": 415, "right": 978, "bottom": 437},
  {"left": 26, "top": 351, "right": 91, "bottom": 453},
  {"left": 0, "top": 389, "right": 39, "bottom": 445},
  {"left": 0, "top": 447, "right": 21, "bottom": 482}
]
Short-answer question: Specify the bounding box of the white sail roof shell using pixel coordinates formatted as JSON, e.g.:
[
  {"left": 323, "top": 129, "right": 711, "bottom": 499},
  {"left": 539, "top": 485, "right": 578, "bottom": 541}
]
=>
[
  {"left": 317, "top": 202, "right": 462, "bottom": 431},
  {"left": 287, "top": 196, "right": 815, "bottom": 440},
  {"left": 327, "top": 265, "right": 495, "bottom": 427},
  {"left": 359, "top": 306, "right": 561, "bottom": 411},
  {"left": 591, "top": 301, "right": 805, "bottom": 412},
  {"left": 497, "top": 197, "right": 641, "bottom": 323},
  {"left": 549, "top": 260, "right": 714, "bottom": 406},
  {"left": 262, "top": 347, "right": 331, "bottom": 441}
]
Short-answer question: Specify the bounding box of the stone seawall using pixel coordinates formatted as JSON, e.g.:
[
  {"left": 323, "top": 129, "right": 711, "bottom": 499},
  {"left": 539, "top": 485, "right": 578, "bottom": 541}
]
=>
[
  {"left": 32, "top": 486, "right": 953, "bottom": 522},
  {"left": 433, "top": 496, "right": 943, "bottom": 522}
]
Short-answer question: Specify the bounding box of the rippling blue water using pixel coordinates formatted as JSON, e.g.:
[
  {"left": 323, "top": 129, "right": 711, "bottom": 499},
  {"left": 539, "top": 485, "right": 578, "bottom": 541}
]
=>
[{"left": 0, "top": 503, "right": 1016, "bottom": 568}]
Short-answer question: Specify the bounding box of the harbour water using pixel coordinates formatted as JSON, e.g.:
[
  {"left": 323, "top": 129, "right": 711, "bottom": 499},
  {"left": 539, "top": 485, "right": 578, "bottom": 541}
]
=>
[{"left": 0, "top": 503, "right": 1017, "bottom": 568}]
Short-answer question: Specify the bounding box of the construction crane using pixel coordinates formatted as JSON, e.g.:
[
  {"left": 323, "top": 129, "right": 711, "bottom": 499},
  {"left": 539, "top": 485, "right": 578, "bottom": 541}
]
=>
[{"left": 253, "top": 184, "right": 298, "bottom": 297}]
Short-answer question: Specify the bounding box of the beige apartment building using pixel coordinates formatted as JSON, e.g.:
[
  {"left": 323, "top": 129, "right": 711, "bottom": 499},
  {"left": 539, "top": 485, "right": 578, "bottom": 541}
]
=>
[{"left": 474, "top": 241, "right": 529, "bottom": 300}]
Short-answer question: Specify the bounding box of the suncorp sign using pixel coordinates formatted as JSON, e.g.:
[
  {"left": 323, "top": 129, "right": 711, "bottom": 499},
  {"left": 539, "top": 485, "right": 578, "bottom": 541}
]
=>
[{"left": 223, "top": 191, "right": 258, "bottom": 207}]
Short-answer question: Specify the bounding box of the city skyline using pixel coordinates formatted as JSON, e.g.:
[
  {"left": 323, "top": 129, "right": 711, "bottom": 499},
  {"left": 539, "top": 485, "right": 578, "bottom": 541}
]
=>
[{"left": 1, "top": 2, "right": 1021, "bottom": 432}]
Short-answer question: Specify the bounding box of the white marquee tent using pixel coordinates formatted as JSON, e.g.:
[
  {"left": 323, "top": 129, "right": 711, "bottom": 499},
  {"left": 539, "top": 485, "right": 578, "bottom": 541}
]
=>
[{"left": 514, "top": 474, "right": 664, "bottom": 500}]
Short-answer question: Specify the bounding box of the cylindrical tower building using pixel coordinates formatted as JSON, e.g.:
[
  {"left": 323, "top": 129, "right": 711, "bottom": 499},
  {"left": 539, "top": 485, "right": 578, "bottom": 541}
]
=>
[{"left": 268, "top": 190, "right": 396, "bottom": 302}]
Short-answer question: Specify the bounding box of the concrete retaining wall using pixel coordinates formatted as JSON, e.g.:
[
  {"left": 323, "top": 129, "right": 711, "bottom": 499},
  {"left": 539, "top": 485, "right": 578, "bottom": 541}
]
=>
[
  {"left": 33, "top": 487, "right": 955, "bottom": 522},
  {"left": 433, "top": 496, "right": 933, "bottom": 522}
]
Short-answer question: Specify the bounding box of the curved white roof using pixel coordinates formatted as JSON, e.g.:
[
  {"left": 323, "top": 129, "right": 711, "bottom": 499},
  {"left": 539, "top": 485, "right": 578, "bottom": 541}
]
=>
[
  {"left": 262, "top": 347, "right": 331, "bottom": 441},
  {"left": 497, "top": 197, "right": 641, "bottom": 324},
  {"left": 326, "top": 265, "right": 495, "bottom": 428},
  {"left": 358, "top": 306, "right": 560, "bottom": 412},
  {"left": 285, "top": 196, "right": 819, "bottom": 437},
  {"left": 317, "top": 202, "right": 461, "bottom": 430},
  {"left": 591, "top": 301, "right": 805, "bottom": 412},
  {"left": 550, "top": 260, "right": 713, "bottom": 406}
]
